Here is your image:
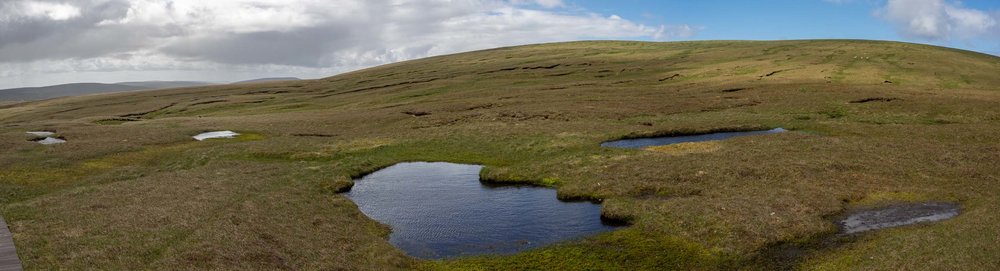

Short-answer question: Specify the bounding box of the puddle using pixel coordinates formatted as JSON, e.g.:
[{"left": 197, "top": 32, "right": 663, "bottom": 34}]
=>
[
  {"left": 838, "top": 202, "right": 960, "bottom": 234},
  {"left": 193, "top": 131, "right": 240, "bottom": 141},
  {"left": 755, "top": 202, "right": 961, "bottom": 270},
  {"left": 32, "top": 137, "right": 66, "bottom": 145},
  {"left": 601, "top": 128, "right": 787, "bottom": 149},
  {"left": 27, "top": 131, "right": 65, "bottom": 145},
  {"left": 344, "top": 162, "right": 620, "bottom": 259}
]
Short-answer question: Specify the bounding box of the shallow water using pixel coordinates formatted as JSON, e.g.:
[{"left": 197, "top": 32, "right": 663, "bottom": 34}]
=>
[
  {"left": 34, "top": 137, "right": 66, "bottom": 145},
  {"left": 344, "top": 162, "right": 620, "bottom": 259},
  {"left": 838, "top": 202, "right": 960, "bottom": 234},
  {"left": 193, "top": 131, "right": 240, "bottom": 141},
  {"left": 601, "top": 128, "right": 787, "bottom": 148}
]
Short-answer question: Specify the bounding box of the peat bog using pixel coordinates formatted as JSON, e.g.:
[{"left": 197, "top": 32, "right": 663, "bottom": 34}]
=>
[
  {"left": 343, "top": 162, "right": 621, "bottom": 259},
  {"left": 2, "top": 40, "right": 999, "bottom": 270}
]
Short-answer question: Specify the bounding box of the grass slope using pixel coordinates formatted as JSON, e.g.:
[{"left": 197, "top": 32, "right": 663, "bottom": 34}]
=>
[
  {"left": 0, "top": 81, "right": 217, "bottom": 101},
  {"left": 0, "top": 83, "right": 145, "bottom": 101},
  {"left": 1, "top": 40, "right": 999, "bottom": 270}
]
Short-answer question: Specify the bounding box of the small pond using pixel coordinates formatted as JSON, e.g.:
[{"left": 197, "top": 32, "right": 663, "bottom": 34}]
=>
[
  {"left": 601, "top": 128, "right": 787, "bottom": 149},
  {"left": 27, "top": 131, "right": 65, "bottom": 145},
  {"left": 838, "top": 202, "right": 960, "bottom": 234},
  {"left": 32, "top": 137, "right": 66, "bottom": 145},
  {"left": 193, "top": 131, "right": 240, "bottom": 141},
  {"left": 344, "top": 162, "right": 620, "bottom": 259}
]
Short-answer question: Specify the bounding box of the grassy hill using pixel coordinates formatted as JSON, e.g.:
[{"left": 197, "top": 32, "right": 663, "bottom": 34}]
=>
[
  {"left": 1, "top": 40, "right": 999, "bottom": 270},
  {"left": 231, "top": 77, "right": 302, "bottom": 84},
  {"left": 116, "top": 81, "right": 215, "bottom": 90},
  {"left": 0, "top": 83, "right": 145, "bottom": 101},
  {"left": 0, "top": 81, "right": 216, "bottom": 101}
]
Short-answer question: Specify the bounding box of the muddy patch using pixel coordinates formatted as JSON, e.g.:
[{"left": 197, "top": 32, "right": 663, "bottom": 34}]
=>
[
  {"left": 849, "top": 97, "right": 899, "bottom": 104},
  {"left": 755, "top": 202, "right": 961, "bottom": 270},
  {"left": 602, "top": 128, "right": 786, "bottom": 149},
  {"left": 479, "top": 64, "right": 562, "bottom": 74},
  {"left": 193, "top": 131, "right": 240, "bottom": 141},
  {"left": 245, "top": 89, "right": 290, "bottom": 95},
  {"left": 403, "top": 111, "right": 431, "bottom": 117},
  {"left": 343, "top": 162, "right": 620, "bottom": 259},
  {"left": 322, "top": 77, "right": 444, "bottom": 97},
  {"left": 189, "top": 100, "right": 227, "bottom": 106},
  {"left": 838, "top": 202, "right": 960, "bottom": 234},
  {"left": 659, "top": 74, "right": 682, "bottom": 81},
  {"left": 755, "top": 70, "right": 785, "bottom": 80},
  {"left": 119, "top": 102, "right": 177, "bottom": 119},
  {"left": 95, "top": 118, "right": 140, "bottom": 125}
]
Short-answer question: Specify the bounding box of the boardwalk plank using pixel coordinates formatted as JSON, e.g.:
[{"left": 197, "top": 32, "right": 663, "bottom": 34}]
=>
[{"left": 0, "top": 216, "right": 22, "bottom": 271}]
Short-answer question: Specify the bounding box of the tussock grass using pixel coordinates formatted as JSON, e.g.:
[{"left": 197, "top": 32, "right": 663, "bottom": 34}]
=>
[{"left": 645, "top": 141, "right": 723, "bottom": 155}]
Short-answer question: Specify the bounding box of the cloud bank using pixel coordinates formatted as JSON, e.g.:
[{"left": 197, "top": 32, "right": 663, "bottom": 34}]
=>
[
  {"left": 878, "top": 0, "right": 999, "bottom": 41},
  {"left": 0, "top": 0, "right": 693, "bottom": 87}
]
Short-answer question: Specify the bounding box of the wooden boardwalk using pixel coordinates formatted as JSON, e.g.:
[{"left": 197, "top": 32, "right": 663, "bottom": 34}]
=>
[{"left": 0, "top": 216, "right": 22, "bottom": 271}]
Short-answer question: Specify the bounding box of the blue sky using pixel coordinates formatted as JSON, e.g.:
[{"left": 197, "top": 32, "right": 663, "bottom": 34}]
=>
[
  {"left": 574, "top": 0, "right": 1000, "bottom": 55},
  {"left": 0, "top": 0, "right": 997, "bottom": 89}
]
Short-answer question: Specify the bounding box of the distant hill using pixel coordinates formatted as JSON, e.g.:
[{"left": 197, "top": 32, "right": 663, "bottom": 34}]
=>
[
  {"left": 116, "top": 81, "right": 215, "bottom": 89},
  {"left": 0, "top": 81, "right": 217, "bottom": 101},
  {"left": 0, "top": 83, "right": 145, "bottom": 101},
  {"left": 231, "top": 77, "right": 302, "bottom": 84}
]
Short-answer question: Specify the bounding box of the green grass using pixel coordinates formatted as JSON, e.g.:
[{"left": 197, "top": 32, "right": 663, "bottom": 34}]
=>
[{"left": 1, "top": 40, "right": 999, "bottom": 270}]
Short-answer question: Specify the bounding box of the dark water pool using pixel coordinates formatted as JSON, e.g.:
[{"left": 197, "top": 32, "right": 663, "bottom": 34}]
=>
[
  {"left": 344, "top": 162, "right": 620, "bottom": 259},
  {"left": 601, "top": 128, "right": 787, "bottom": 148}
]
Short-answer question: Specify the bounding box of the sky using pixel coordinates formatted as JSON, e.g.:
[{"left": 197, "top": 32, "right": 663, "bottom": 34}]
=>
[{"left": 0, "top": 0, "right": 998, "bottom": 89}]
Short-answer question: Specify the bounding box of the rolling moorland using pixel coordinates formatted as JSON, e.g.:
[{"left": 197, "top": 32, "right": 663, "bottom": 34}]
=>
[
  {"left": 1, "top": 40, "right": 999, "bottom": 270},
  {"left": 0, "top": 82, "right": 205, "bottom": 101},
  {"left": 0, "top": 78, "right": 302, "bottom": 101}
]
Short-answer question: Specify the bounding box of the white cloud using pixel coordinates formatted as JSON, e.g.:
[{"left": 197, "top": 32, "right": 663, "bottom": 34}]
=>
[
  {"left": 2, "top": 1, "right": 82, "bottom": 21},
  {"left": 0, "top": 0, "right": 697, "bottom": 88},
  {"left": 102, "top": 0, "right": 337, "bottom": 33},
  {"left": 878, "top": 0, "right": 999, "bottom": 41}
]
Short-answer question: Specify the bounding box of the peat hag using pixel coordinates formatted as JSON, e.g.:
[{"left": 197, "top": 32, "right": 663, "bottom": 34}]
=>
[{"left": 602, "top": 128, "right": 787, "bottom": 149}]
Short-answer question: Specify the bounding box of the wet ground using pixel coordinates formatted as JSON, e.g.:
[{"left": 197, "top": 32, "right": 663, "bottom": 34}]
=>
[
  {"left": 193, "top": 131, "right": 240, "bottom": 141},
  {"left": 32, "top": 137, "right": 66, "bottom": 145},
  {"left": 344, "top": 162, "right": 620, "bottom": 259},
  {"left": 837, "top": 202, "right": 960, "bottom": 234},
  {"left": 757, "top": 202, "right": 962, "bottom": 270},
  {"left": 27, "top": 132, "right": 65, "bottom": 145},
  {"left": 601, "top": 128, "right": 787, "bottom": 148}
]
